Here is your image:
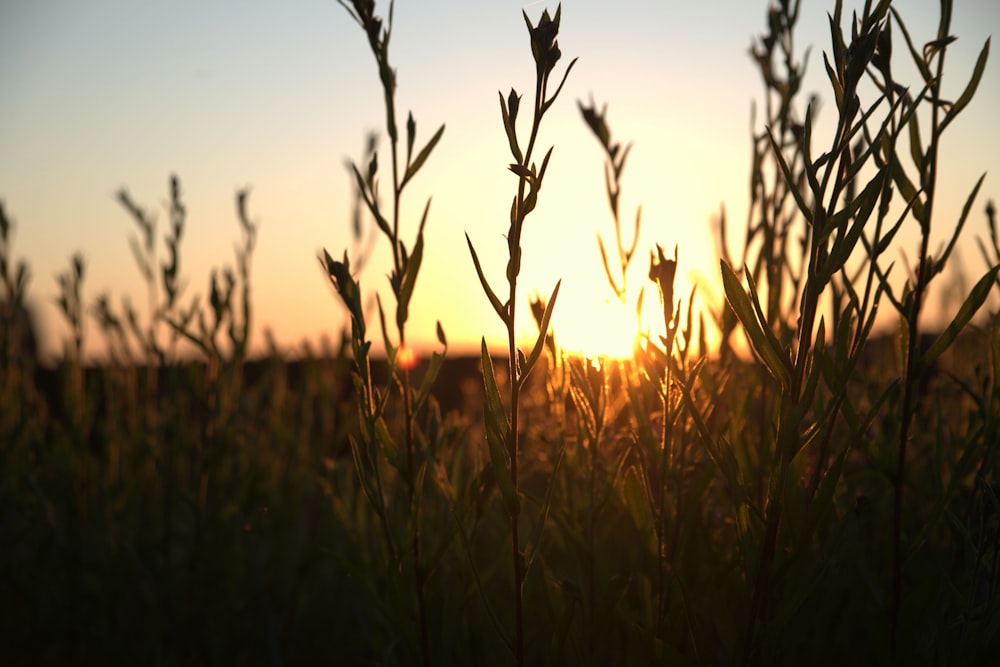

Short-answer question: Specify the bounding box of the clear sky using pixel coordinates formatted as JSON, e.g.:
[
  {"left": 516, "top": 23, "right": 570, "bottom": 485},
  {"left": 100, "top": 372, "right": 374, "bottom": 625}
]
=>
[{"left": 2, "top": 0, "right": 999, "bottom": 361}]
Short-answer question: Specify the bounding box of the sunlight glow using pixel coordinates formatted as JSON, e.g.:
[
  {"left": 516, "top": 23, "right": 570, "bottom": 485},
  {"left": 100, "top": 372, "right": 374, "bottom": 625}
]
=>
[
  {"left": 396, "top": 344, "right": 418, "bottom": 371},
  {"left": 550, "top": 296, "right": 639, "bottom": 360}
]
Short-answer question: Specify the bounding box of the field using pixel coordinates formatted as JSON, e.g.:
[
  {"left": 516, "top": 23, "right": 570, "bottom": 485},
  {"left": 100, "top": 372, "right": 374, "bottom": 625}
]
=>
[{"left": 3, "top": 0, "right": 1000, "bottom": 664}]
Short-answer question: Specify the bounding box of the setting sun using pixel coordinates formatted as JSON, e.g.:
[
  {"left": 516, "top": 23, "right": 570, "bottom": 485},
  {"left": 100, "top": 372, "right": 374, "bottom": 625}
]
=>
[
  {"left": 548, "top": 295, "right": 638, "bottom": 360},
  {"left": 530, "top": 256, "right": 715, "bottom": 362}
]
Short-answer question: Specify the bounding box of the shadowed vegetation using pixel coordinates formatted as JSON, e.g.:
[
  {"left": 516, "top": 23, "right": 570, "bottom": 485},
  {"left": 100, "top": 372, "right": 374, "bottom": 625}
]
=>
[{"left": 3, "top": 1, "right": 999, "bottom": 665}]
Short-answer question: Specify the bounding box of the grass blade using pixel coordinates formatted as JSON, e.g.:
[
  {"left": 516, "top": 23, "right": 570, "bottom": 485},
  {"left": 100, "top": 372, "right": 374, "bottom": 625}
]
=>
[
  {"left": 481, "top": 338, "right": 518, "bottom": 517},
  {"left": 466, "top": 233, "right": 508, "bottom": 323},
  {"left": 721, "top": 260, "right": 792, "bottom": 388},
  {"left": 919, "top": 265, "right": 1000, "bottom": 374},
  {"left": 520, "top": 279, "right": 560, "bottom": 384},
  {"left": 401, "top": 123, "right": 445, "bottom": 189},
  {"left": 941, "top": 37, "right": 990, "bottom": 132},
  {"left": 396, "top": 231, "right": 424, "bottom": 331}
]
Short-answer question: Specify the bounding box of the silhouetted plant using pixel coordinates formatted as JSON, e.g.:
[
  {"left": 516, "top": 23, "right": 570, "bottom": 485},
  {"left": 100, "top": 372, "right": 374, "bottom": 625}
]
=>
[
  {"left": 321, "top": 1, "right": 449, "bottom": 663},
  {"left": 465, "top": 5, "right": 575, "bottom": 664},
  {"left": 579, "top": 99, "right": 641, "bottom": 307}
]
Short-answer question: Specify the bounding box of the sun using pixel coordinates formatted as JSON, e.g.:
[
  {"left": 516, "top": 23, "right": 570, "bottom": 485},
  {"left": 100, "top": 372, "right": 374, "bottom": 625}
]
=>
[
  {"left": 528, "top": 264, "right": 720, "bottom": 362},
  {"left": 548, "top": 294, "right": 639, "bottom": 360}
]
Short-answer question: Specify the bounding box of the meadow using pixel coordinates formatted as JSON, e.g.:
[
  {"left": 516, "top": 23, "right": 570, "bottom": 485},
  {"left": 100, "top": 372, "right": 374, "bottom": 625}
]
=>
[{"left": 2, "top": 0, "right": 1000, "bottom": 664}]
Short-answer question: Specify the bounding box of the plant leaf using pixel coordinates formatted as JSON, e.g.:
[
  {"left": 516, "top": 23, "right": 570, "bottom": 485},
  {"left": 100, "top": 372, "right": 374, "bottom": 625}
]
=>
[
  {"left": 436, "top": 320, "right": 447, "bottom": 347},
  {"left": 396, "top": 231, "right": 423, "bottom": 331},
  {"left": 891, "top": 8, "right": 935, "bottom": 84},
  {"left": 935, "top": 173, "right": 985, "bottom": 277},
  {"left": 405, "top": 111, "right": 415, "bottom": 165},
  {"left": 499, "top": 90, "right": 523, "bottom": 164},
  {"left": 907, "top": 101, "right": 925, "bottom": 176},
  {"left": 163, "top": 316, "right": 210, "bottom": 356},
  {"left": 887, "top": 153, "right": 926, "bottom": 229},
  {"left": 350, "top": 162, "right": 392, "bottom": 239},
  {"left": 919, "top": 265, "right": 1000, "bottom": 374},
  {"left": 401, "top": 123, "right": 445, "bottom": 189},
  {"left": 744, "top": 267, "right": 792, "bottom": 375},
  {"left": 596, "top": 235, "right": 621, "bottom": 296},
  {"left": 481, "top": 338, "right": 518, "bottom": 517},
  {"left": 375, "top": 417, "right": 403, "bottom": 472},
  {"left": 821, "top": 172, "right": 885, "bottom": 283},
  {"left": 520, "top": 279, "right": 561, "bottom": 384},
  {"left": 767, "top": 128, "right": 813, "bottom": 225},
  {"left": 415, "top": 349, "right": 445, "bottom": 410},
  {"left": 348, "top": 434, "right": 383, "bottom": 519},
  {"left": 942, "top": 38, "right": 990, "bottom": 132},
  {"left": 721, "top": 260, "right": 791, "bottom": 388},
  {"left": 823, "top": 51, "right": 845, "bottom": 111},
  {"left": 466, "top": 233, "right": 508, "bottom": 323}
]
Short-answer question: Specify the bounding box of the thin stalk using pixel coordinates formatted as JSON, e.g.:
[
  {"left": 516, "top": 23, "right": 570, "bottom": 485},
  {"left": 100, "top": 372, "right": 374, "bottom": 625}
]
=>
[
  {"left": 331, "top": 4, "right": 445, "bottom": 663},
  {"left": 656, "top": 358, "right": 672, "bottom": 627},
  {"left": 663, "top": 362, "right": 689, "bottom": 627},
  {"left": 891, "top": 32, "right": 945, "bottom": 657},
  {"left": 402, "top": 365, "right": 429, "bottom": 664},
  {"left": 467, "top": 10, "right": 572, "bottom": 662},
  {"left": 742, "top": 68, "right": 857, "bottom": 663},
  {"left": 647, "top": 244, "right": 678, "bottom": 632},
  {"left": 588, "top": 427, "right": 596, "bottom": 656},
  {"left": 509, "top": 351, "right": 524, "bottom": 667},
  {"left": 505, "top": 43, "right": 544, "bottom": 667},
  {"left": 584, "top": 361, "right": 605, "bottom": 654},
  {"left": 386, "top": 78, "right": 430, "bottom": 667}
]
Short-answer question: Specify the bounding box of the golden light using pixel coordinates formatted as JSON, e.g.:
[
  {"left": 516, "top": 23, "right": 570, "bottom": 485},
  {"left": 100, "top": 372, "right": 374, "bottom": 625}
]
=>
[
  {"left": 533, "top": 265, "right": 720, "bottom": 362},
  {"left": 396, "top": 344, "right": 418, "bottom": 371},
  {"left": 549, "top": 295, "right": 639, "bottom": 360}
]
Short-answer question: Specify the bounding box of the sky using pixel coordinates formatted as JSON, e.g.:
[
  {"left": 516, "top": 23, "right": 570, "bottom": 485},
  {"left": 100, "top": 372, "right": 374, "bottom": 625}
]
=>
[{"left": 2, "top": 0, "right": 999, "bottom": 362}]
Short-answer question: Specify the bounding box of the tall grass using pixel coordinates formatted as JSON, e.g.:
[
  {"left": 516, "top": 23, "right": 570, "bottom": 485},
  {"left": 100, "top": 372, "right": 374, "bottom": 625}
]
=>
[
  {"left": 2, "top": 1, "right": 998, "bottom": 665},
  {"left": 464, "top": 7, "right": 576, "bottom": 664},
  {"left": 322, "top": 1, "right": 450, "bottom": 662}
]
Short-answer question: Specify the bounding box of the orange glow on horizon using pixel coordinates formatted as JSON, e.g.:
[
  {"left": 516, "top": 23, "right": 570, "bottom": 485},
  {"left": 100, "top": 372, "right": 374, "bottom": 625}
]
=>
[{"left": 396, "top": 344, "right": 419, "bottom": 371}]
